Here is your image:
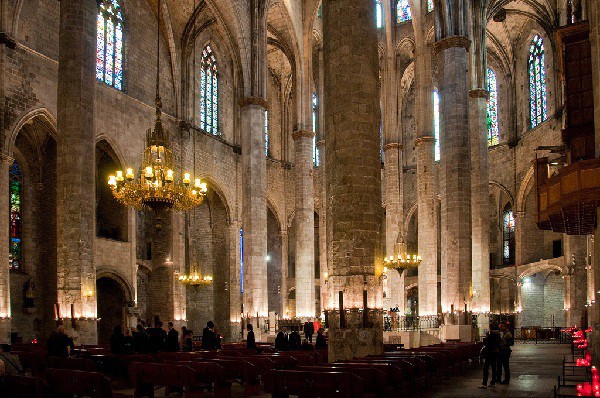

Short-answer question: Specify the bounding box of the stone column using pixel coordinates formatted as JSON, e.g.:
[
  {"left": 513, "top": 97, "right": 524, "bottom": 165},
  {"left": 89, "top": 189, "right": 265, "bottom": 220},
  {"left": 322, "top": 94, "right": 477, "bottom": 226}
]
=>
[
  {"left": 323, "top": 0, "right": 383, "bottom": 361},
  {"left": 416, "top": 137, "right": 438, "bottom": 317},
  {"left": 56, "top": 0, "right": 97, "bottom": 344},
  {"left": 0, "top": 155, "right": 11, "bottom": 343},
  {"left": 566, "top": 235, "right": 588, "bottom": 327},
  {"left": 469, "top": 89, "right": 491, "bottom": 316},
  {"left": 147, "top": 211, "right": 174, "bottom": 323},
  {"left": 280, "top": 230, "right": 288, "bottom": 317},
  {"left": 293, "top": 130, "right": 315, "bottom": 318},
  {"left": 435, "top": 37, "right": 473, "bottom": 319},
  {"left": 240, "top": 98, "right": 268, "bottom": 319},
  {"left": 384, "top": 143, "right": 402, "bottom": 309},
  {"left": 229, "top": 219, "right": 241, "bottom": 341}
]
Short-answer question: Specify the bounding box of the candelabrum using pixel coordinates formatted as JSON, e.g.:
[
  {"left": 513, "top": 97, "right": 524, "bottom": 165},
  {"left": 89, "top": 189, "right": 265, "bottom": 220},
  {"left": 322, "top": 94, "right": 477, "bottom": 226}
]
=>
[{"left": 383, "top": 242, "right": 422, "bottom": 274}]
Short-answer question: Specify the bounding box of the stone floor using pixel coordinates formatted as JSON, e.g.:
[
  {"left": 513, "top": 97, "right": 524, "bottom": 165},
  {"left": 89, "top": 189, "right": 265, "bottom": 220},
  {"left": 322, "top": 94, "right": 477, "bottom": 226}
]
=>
[{"left": 427, "top": 342, "right": 569, "bottom": 398}]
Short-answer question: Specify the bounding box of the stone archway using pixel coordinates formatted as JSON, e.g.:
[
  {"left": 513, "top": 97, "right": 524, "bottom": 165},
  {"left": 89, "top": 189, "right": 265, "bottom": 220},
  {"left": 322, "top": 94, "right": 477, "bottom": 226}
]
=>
[{"left": 96, "top": 276, "right": 127, "bottom": 343}]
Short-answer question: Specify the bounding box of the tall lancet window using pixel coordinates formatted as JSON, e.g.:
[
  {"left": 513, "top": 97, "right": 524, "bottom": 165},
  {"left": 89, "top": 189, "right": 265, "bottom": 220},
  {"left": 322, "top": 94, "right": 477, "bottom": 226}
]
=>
[
  {"left": 397, "top": 0, "right": 412, "bottom": 23},
  {"left": 9, "top": 160, "right": 22, "bottom": 271},
  {"left": 312, "top": 93, "right": 319, "bottom": 166},
  {"left": 428, "top": 0, "right": 434, "bottom": 12},
  {"left": 529, "top": 35, "right": 548, "bottom": 128},
  {"left": 487, "top": 68, "right": 500, "bottom": 146},
  {"left": 375, "top": 0, "right": 383, "bottom": 28},
  {"left": 200, "top": 45, "right": 219, "bottom": 135},
  {"left": 502, "top": 204, "right": 516, "bottom": 266},
  {"left": 433, "top": 91, "right": 441, "bottom": 161},
  {"left": 96, "top": 0, "right": 124, "bottom": 90}
]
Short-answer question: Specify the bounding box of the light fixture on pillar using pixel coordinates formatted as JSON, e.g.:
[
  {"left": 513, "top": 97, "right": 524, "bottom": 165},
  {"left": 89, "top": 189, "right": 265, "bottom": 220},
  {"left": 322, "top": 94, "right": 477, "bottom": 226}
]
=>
[
  {"left": 383, "top": 242, "right": 422, "bottom": 274},
  {"left": 108, "top": 0, "right": 207, "bottom": 215}
]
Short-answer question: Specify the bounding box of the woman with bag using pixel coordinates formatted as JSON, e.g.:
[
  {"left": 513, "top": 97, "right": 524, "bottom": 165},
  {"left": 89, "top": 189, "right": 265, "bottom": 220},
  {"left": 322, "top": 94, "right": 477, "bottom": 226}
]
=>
[{"left": 480, "top": 321, "right": 501, "bottom": 388}]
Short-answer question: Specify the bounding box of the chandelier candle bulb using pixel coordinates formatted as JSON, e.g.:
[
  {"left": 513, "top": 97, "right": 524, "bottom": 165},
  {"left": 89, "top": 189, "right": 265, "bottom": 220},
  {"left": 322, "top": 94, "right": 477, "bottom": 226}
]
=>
[
  {"left": 194, "top": 178, "right": 201, "bottom": 188},
  {"left": 108, "top": 175, "right": 117, "bottom": 187},
  {"left": 116, "top": 170, "right": 124, "bottom": 182},
  {"left": 145, "top": 166, "right": 153, "bottom": 179},
  {"left": 125, "top": 168, "right": 134, "bottom": 180},
  {"left": 183, "top": 173, "right": 191, "bottom": 185},
  {"left": 166, "top": 169, "right": 174, "bottom": 182}
]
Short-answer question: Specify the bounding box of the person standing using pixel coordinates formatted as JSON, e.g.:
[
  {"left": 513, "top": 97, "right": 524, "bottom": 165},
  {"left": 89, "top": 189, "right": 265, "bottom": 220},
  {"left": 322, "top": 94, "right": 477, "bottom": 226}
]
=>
[
  {"left": 303, "top": 320, "right": 314, "bottom": 343},
  {"left": 498, "top": 322, "right": 514, "bottom": 384},
  {"left": 47, "top": 325, "right": 74, "bottom": 358},
  {"left": 275, "top": 327, "right": 289, "bottom": 351},
  {"left": 133, "top": 324, "right": 149, "bottom": 353},
  {"left": 181, "top": 330, "right": 193, "bottom": 352},
  {"left": 110, "top": 325, "right": 126, "bottom": 354},
  {"left": 201, "top": 321, "right": 217, "bottom": 350},
  {"left": 315, "top": 328, "right": 327, "bottom": 350},
  {"left": 480, "top": 321, "right": 501, "bottom": 389},
  {"left": 166, "top": 322, "right": 180, "bottom": 352},
  {"left": 246, "top": 324, "right": 257, "bottom": 349}
]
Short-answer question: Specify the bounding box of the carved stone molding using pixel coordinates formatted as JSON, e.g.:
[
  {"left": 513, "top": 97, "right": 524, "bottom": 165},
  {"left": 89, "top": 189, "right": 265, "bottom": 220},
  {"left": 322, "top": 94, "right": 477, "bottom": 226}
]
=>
[
  {"left": 238, "top": 96, "right": 268, "bottom": 109},
  {"left": 470, "top": 89, "right": 490, "bottom": 100},
  {"left": 292, "top": 129, "right": 315, "bottom": 140},
  {"left": 415, "top": 136, "right": 436, "bottom": 146},
  {"left": 434, "top": 36, "right": 471, "bottom": 54}
]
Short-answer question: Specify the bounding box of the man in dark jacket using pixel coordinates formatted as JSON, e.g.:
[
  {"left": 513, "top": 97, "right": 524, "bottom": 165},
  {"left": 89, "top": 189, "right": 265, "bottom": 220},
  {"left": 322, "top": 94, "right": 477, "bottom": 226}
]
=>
[
  {"left": 147, "top": 320, "right": 166, "bottom": 353},
  {"left": 201, "top": 321, "right": 217, "bottom": 350},
  {"left": 480, "top": 322, "right": 501, "bottom": 388},
  {"left": 47, "top": 325, "right": 74, "bottom": 358},
  {"left": 246, "top": 324, "right": 257, "bottom": 349},
  {"left": 289, "top": 329, "right": 301, "bottom": 350},
  {"left": 303, "top": 321, "right": 315, "bottom": 343},
  {"left": 275, "top": 327, "right": 289, "bottom": 351},
  {"left": 315, "top": 328, "right": 327, "bottom": 349},
  {"left": 133, "top": 324, "right": 149, "bottom": 353},
  {"left": 166, "top": 322, "right": 179, "bottom": 352},
  {"left": 498, "top": 322, "right": 514, "bottom": 384}
]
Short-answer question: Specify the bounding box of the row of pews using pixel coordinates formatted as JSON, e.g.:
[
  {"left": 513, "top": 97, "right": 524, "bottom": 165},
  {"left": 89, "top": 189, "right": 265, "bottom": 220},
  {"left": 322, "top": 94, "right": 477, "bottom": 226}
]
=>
[{"left": 1, "top": 340, "right": 481, "bottom": 397}]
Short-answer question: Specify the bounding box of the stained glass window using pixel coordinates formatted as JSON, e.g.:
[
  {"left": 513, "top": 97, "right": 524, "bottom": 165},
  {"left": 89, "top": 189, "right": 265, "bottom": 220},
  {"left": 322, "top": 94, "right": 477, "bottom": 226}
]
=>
[
  {"left": 487, "top": 68, "right": 500, "bottom": 146},
  {"left": 397, "top": 0, "right": 412, "bottom": 23},
  {"left": 433, "top": 91, "right": 440, "bottom": 161},
  {"left": 528, "top": 35, "right": 547, "bottom": 128},
  {"left": 200, "top": 45, "right": 219, "bottom": 135},
  {"left": 97, "top": 0, "right": 124, "bottom": 90},
  {"left": 376, "top": 0, "right": 383, "bottom": 28},
  {"left": 428, "top": 0, "right": 434, "bottom": 12},
  {"left": 312, "top": 93, "right": 319, "bottom": 166},
  {"left": 240, "top": 228, "right": 244, "bottom": 293},
  {"left": 502, "top": 205, "right": 515, "bottom": 266},
  {"left": 9, "top": 160, "right": 22, "bottom": 271},
  {"left": 264, "top": 110, "right": 269, "bottom": 156}
]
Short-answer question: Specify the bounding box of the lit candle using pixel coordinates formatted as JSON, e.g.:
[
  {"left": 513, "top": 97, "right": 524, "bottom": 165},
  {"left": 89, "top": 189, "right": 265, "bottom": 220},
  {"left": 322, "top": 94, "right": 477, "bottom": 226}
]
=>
[
  {"left": 145, "top": 166, "right": 153, "bottom": 179},
  {"left": 194, "top": 178, "right": 202, "bottom": 188},
  {"left": 116, "top": 170, "right": 124, "bottom": 182},
  {"left": 183, "top": 173, "right": 191, "bottom": 185},
  {"left": 200, "top": 182, "right": 207, "bottom": 192},
  {"left": 108, "top": 175, "right": 117, "bottom": 187},
  {"left": 125, "top": 168, "right": 134, "bottom": 180},
  {"left": 166, "top": 169, "right": 174, "bottom": 182}
]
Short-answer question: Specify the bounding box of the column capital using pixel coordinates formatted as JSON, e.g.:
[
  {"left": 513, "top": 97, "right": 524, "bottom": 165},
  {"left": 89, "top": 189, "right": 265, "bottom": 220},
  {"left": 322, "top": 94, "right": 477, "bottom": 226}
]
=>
[
  {"left": 383, "top": 142, "right": 403, "bottom": 151},
  {"left": 434, "top": 36, "right": 471, "bottom": 55},
  {"left": 415, "top": 136, "right": 436, "bottom": 146},
  {"left": 469, "top": 89, "right": 490, "bottom": 100},
  {"left": 292, "top": 129, "right": 315, "bottom": 141},
  {"left": 238, "top": 96, "right": 268, "bottom": 109},
  {"left": 0, "top": 154, "right": 14, "bottom": 165}
]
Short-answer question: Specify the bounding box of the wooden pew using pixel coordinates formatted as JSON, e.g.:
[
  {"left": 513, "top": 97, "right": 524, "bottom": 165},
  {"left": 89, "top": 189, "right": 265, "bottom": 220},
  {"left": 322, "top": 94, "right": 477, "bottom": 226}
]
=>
[
  {"left": 174, "top": 361, "right": 232, "bottom": 398},
  {"left": 45, "top": 368, "right": 120, "bottom": 398},
  {"left": 298, "top": 365, "right": 389, "bottom": 397},
  {"left": 48, "top": 356, "right": 99, "bottom": 372},
  {"left": 203, "top": 358, "right": 261, "bottom": 397},
  {"left": 0, "top": 374, "right": 47, "bottom": 398},
  {"left": 130, "top": 362, "right": 203, "bottom": 398},
  {"left": 270, "top": 369, "right": 364, "bottom": 398}
]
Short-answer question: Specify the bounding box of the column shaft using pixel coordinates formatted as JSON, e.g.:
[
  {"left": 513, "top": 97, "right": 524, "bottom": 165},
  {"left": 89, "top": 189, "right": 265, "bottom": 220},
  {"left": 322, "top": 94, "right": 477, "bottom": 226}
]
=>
[
  {"left": 293, "top": 131, "right": 315, "bottom": 318},
  {"left": 436, "top": 39, "right": 472, "bottom": 317},
  {"left": 384, "top": 144, "right": 402, "bottom": 309},
  {"left": 416, "top": 138, "right": 438, "bottom": 316},
  {"left": 469, "top": 91, "right": 490, "bottom": 314},
  {"left": 56, "top": 0, "right": 97, "bottom": 343},
  {"left": 323, "top": 0, "right": 383, "bottom": 361},
  {"left": 240, "top": 99, "right": 268, "bottom": 317},
  {"left": 0, "top": 157, "right": 11, "bottom": 343}
]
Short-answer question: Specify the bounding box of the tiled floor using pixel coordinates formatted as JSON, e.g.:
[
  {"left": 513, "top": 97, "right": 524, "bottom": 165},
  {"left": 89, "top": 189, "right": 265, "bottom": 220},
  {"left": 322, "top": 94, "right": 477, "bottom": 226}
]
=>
[{"left": 427, "top": 342, "right": 569, "bottom": 398}]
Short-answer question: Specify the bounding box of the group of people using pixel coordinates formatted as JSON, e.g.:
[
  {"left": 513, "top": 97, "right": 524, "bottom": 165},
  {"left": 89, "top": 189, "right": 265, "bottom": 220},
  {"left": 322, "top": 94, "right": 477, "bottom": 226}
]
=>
[
  {"left": 110, "top": 318, "right": 196, "bottom": 354},
  {"left": 274, "top": 326, "right": 327, "bottom": 351},
  {"left": 480, "top": 321, "right": 514, "bottom": 388}
]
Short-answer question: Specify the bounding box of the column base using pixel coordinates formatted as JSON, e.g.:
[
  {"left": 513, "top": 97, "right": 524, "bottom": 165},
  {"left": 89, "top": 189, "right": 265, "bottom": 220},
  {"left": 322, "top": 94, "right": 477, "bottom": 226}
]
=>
[
  {"left": 63, "top": 319, "right": 98, "bottom": 346},
  {"left": 475, "top": 313, "right": 490, "bottom": 338},
  {"left": 327, "top": 310, "right": 383, "bottom": 362},
  {"left": 440, "top": 324, "right": 473, "bottom": 342},
  {"left": 0, "top": 318, "right": 11, "bottom": 344}
]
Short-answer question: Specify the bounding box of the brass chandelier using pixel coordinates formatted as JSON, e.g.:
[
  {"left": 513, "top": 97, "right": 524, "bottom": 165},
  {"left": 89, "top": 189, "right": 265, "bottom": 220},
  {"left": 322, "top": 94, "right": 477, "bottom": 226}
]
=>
[
  {"left": 383, "top": 242, "right": 422, "bottom": 274},
  {"left": 178, "top": 259, "right": 213, "bottom": 285},
  {"left": 108, "top": 0, "right": 206, "bottom": 213}
]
